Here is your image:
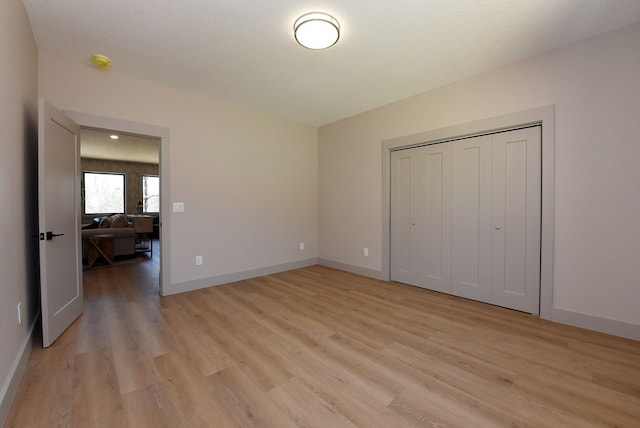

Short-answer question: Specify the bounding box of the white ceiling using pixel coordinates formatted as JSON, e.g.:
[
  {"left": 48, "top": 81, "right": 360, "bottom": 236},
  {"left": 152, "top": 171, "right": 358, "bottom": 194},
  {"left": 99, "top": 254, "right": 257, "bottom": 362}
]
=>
[
  {"left": 81, "top": 128, "right": 159, "bottom": 164},
  {"left": 23, "top": 0, "right": 640, "bottom": 126}
]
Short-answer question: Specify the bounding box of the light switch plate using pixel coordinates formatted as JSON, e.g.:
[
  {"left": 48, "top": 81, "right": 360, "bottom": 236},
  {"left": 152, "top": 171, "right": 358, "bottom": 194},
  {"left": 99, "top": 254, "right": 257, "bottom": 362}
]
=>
[{"left": 173, "top": 202, "right": 185, "bottom": 212}]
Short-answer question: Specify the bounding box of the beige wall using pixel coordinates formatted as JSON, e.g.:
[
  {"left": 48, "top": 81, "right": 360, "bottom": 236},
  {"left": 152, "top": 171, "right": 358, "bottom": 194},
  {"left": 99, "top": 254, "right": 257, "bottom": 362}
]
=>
[
  {"left": 0, "top": 0, "right": 39, "bottom": 423},
  {"left": 319, "top": 23, "right": 640, "bottom": 328},
  {"left": 39, "top": 52, "right": 318, "bottom": 288}
]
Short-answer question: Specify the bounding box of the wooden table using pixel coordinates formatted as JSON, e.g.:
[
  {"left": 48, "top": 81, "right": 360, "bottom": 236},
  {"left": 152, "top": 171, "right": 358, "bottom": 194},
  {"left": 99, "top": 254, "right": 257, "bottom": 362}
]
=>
[{"left": 87, "top": 234, "right": 114, "bottom": 268}]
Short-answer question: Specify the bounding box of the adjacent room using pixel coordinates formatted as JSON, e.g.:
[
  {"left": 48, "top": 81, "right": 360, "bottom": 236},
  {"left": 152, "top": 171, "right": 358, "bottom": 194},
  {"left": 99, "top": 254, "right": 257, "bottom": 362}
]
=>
[
  {"left": 1, "top": 0, "right": 639, "bottom": 426},
  {"left": 80, "top": 128, "right": 160, "bottom": 270}
]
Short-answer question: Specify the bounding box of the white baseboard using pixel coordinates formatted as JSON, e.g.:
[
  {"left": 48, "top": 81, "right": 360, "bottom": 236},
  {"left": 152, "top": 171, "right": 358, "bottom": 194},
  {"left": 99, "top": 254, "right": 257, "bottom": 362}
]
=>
[
  {"left": 165, "top": 258, "right": 319, "bottom": 296},
  {"left": 552, "top": 308, "right": 640, "bottom": 341},
  {"left": 0, "top": 317, "right": 37, "bottom": 427},
  {"left": 318, "top": 258, "right": 385, "bottom": 281}
]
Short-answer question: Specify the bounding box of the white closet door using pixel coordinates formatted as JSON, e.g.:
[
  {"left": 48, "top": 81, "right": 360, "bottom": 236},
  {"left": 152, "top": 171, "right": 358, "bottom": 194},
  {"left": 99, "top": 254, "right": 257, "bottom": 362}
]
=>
[
  {"left": 416, "top": 143, "right": 452, "bottom": 292},
  {"left": 391, "top": 144, "right": 452, "bottom": 292},
  {"left": 491, "top": 127, "right": 541, "bottom": 313},
  {"left": 451, "top": 135, "right": 493, "bottom": 304},
  {"left": 391, "top": 148, "right": 420, "bottom": 286},
  {"left": 391, "top": 126, "right": 541, "bottom": 314}
]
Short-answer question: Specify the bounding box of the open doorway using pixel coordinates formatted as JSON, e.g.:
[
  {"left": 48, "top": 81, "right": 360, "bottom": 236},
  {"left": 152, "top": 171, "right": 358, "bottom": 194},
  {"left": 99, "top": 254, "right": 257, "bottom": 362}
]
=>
[
  {"left": 65, "top": 110, "right": 170, "bottom": 295},
  {"left": 79, "top": 128, "right": 161, "bottom": 283}
]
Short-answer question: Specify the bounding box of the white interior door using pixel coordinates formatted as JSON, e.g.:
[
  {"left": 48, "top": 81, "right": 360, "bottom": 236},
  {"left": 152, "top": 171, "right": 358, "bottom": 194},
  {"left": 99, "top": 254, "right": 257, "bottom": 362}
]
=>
[
  {"left": 451, "top": 135, "right": 493, "bottom": 304},
  {"left": 38, "top": 99, "right": 83, "bottom": 347},
  {"left": 490, "top": 127, "right": 541, "bottom": 313}
]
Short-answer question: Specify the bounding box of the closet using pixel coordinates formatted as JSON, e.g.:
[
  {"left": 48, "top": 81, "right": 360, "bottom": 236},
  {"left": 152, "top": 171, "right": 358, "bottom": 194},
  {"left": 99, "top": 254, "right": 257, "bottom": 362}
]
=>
[{"left": 390, "top": 126, "right": 541, "bottom": 313}]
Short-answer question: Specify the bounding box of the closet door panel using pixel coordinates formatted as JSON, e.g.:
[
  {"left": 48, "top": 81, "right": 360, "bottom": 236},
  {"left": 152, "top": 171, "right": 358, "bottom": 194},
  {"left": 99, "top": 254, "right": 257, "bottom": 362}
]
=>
[
  {"left": 451, "top": 136, "right": 492, "bottom": 303},
  {"left": 391, "top": 149, "right": 419, "bottom": 286},
  {"left": 491, "top": 127, "right": 541, "bottom": 313},
  {"left": 417, "top": 144, "right": 452, "bottom": 293}
]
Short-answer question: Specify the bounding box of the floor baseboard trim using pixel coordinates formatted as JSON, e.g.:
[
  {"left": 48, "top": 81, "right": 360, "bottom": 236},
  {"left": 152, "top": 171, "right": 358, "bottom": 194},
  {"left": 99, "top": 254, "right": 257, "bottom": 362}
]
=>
[
  {"left": 165, "top": 258, "right": 319, "bottom": 295},
  {"left": 552, "top": 308, "right": 639, "bottom": 341},
  {"left": 318, "top": 258, "right": 385, "bottom": 281},
  {"left": 0, "top": 317, "right": 37, "bottom": 427}
]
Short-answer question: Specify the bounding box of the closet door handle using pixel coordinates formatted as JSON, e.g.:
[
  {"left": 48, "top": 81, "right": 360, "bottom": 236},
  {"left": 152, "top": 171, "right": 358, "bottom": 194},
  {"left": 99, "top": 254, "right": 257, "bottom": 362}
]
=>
[{"left": 495, "top": 225, "right": 501, "bottom": 230}]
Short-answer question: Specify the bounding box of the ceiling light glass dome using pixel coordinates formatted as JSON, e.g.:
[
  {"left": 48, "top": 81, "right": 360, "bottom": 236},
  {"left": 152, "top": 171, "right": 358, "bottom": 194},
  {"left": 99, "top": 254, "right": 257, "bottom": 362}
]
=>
[{"left": 294, "top": 12, "right": 340, "bottom": 50}]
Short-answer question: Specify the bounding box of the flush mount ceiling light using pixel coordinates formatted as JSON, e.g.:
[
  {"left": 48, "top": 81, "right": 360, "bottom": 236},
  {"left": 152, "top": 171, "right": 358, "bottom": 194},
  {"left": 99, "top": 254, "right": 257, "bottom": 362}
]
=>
[
  {"left": 110, "top": 134, "right": 119, "bottom": 140},
  {"left": 294, "top": 12, "right": 340, "bottom": 50}
]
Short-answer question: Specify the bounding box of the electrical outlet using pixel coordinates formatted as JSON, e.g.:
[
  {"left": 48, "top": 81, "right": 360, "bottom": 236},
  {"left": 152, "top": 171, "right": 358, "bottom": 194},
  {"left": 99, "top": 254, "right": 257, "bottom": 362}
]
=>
[
  {"left": 195, "top": 255, "right": 203, "bottom": 266},
  {"left": 299, "top": 242, "right": 304, "bottom": 250},
  {"left": 17, "top": 302, "right": 22, "bottom": 325},
  {"left": 364, "top": 247, "right": 369, "bottom": 257}
]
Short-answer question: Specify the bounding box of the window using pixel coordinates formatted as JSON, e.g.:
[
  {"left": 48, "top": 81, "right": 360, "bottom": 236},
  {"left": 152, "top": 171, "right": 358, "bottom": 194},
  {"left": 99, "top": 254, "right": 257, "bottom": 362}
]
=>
[
  {"left": 142, "top": 175, "right": 160, "bottom": 213},
  {"left": 83, "top": 172, "right": 125, "bottom": 214}
]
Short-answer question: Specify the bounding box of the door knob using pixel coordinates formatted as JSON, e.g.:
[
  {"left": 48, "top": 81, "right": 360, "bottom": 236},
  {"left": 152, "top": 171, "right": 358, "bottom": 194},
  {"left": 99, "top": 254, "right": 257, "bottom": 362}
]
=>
[
  {"left": 495, "top": 226, "right": 501, "bottom": 230},
  {"left": 412, "top": 222, "right": 416, "bottom": 226}
]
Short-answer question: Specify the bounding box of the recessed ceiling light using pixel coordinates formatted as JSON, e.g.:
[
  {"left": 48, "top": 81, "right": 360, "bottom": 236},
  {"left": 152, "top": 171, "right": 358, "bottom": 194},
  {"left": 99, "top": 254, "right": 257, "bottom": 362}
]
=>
[
  {"left": 110, "top": 134, "right": 119, "bottom": 140},
  {"left": 294, "top": 12, "right": 340, "bottom": 50}
]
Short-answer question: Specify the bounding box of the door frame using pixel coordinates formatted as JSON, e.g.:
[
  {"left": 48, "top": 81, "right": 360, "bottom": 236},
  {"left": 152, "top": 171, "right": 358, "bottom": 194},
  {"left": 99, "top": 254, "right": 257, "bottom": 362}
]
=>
[
  {"left": 382, "top": 105, "right": 555, "bottom": 319},
  {"left": 64, "top": 111, "right": 170, "bottom": 295}
]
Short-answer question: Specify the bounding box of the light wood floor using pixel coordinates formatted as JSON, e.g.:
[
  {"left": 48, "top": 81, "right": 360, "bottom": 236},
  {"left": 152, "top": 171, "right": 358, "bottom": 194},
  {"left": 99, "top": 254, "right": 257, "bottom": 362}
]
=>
[{"left": 6, "top": 248, "right": 640, "bottom": 427}]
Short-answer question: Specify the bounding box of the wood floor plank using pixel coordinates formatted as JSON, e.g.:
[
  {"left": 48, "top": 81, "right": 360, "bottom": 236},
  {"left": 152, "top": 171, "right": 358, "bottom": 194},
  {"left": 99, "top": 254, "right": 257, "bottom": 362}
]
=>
[
  {"left": 5, "top": 342, "right": 75, "bottom": 427},
  {"left": 207, "top": 366, "right": 297, "bottom": 428},
  {"left": 73, "top": 293, "right": 109, "bottom": 354},
  {"left": 103, "top": 299, "right": 163, "bottom": 394},
  {"left": 271, "top": 337, "right": 419, "bottom": 427},
  {"left": 514, "top": 372, "right": 640, "bottom": 427},
  {"left": 121, "top": 381, "right": 185, "bottom": 428},
  {"left": 176, "top": 288, "right": 296, "bottom": 392},
  {"left": 153, "top": 351, "right": 239, "bottom": 427},
  {"left": 5, "top": 255, "right": 640, "bottom": 427},
  {"left": 221, "top": 286, "right": 334, "bottom": 348},
  {"left": 69, "top": 348, "right": 128, "bottom": 428},
  {"left": 383, "top": 341, "right": 592, "bottom": 427},
  {"left": 267, "top": 377, "right": 358, "bottom": 428},
  {"left": 160, "top": 303, "right": 233, "bottom": 376}
]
